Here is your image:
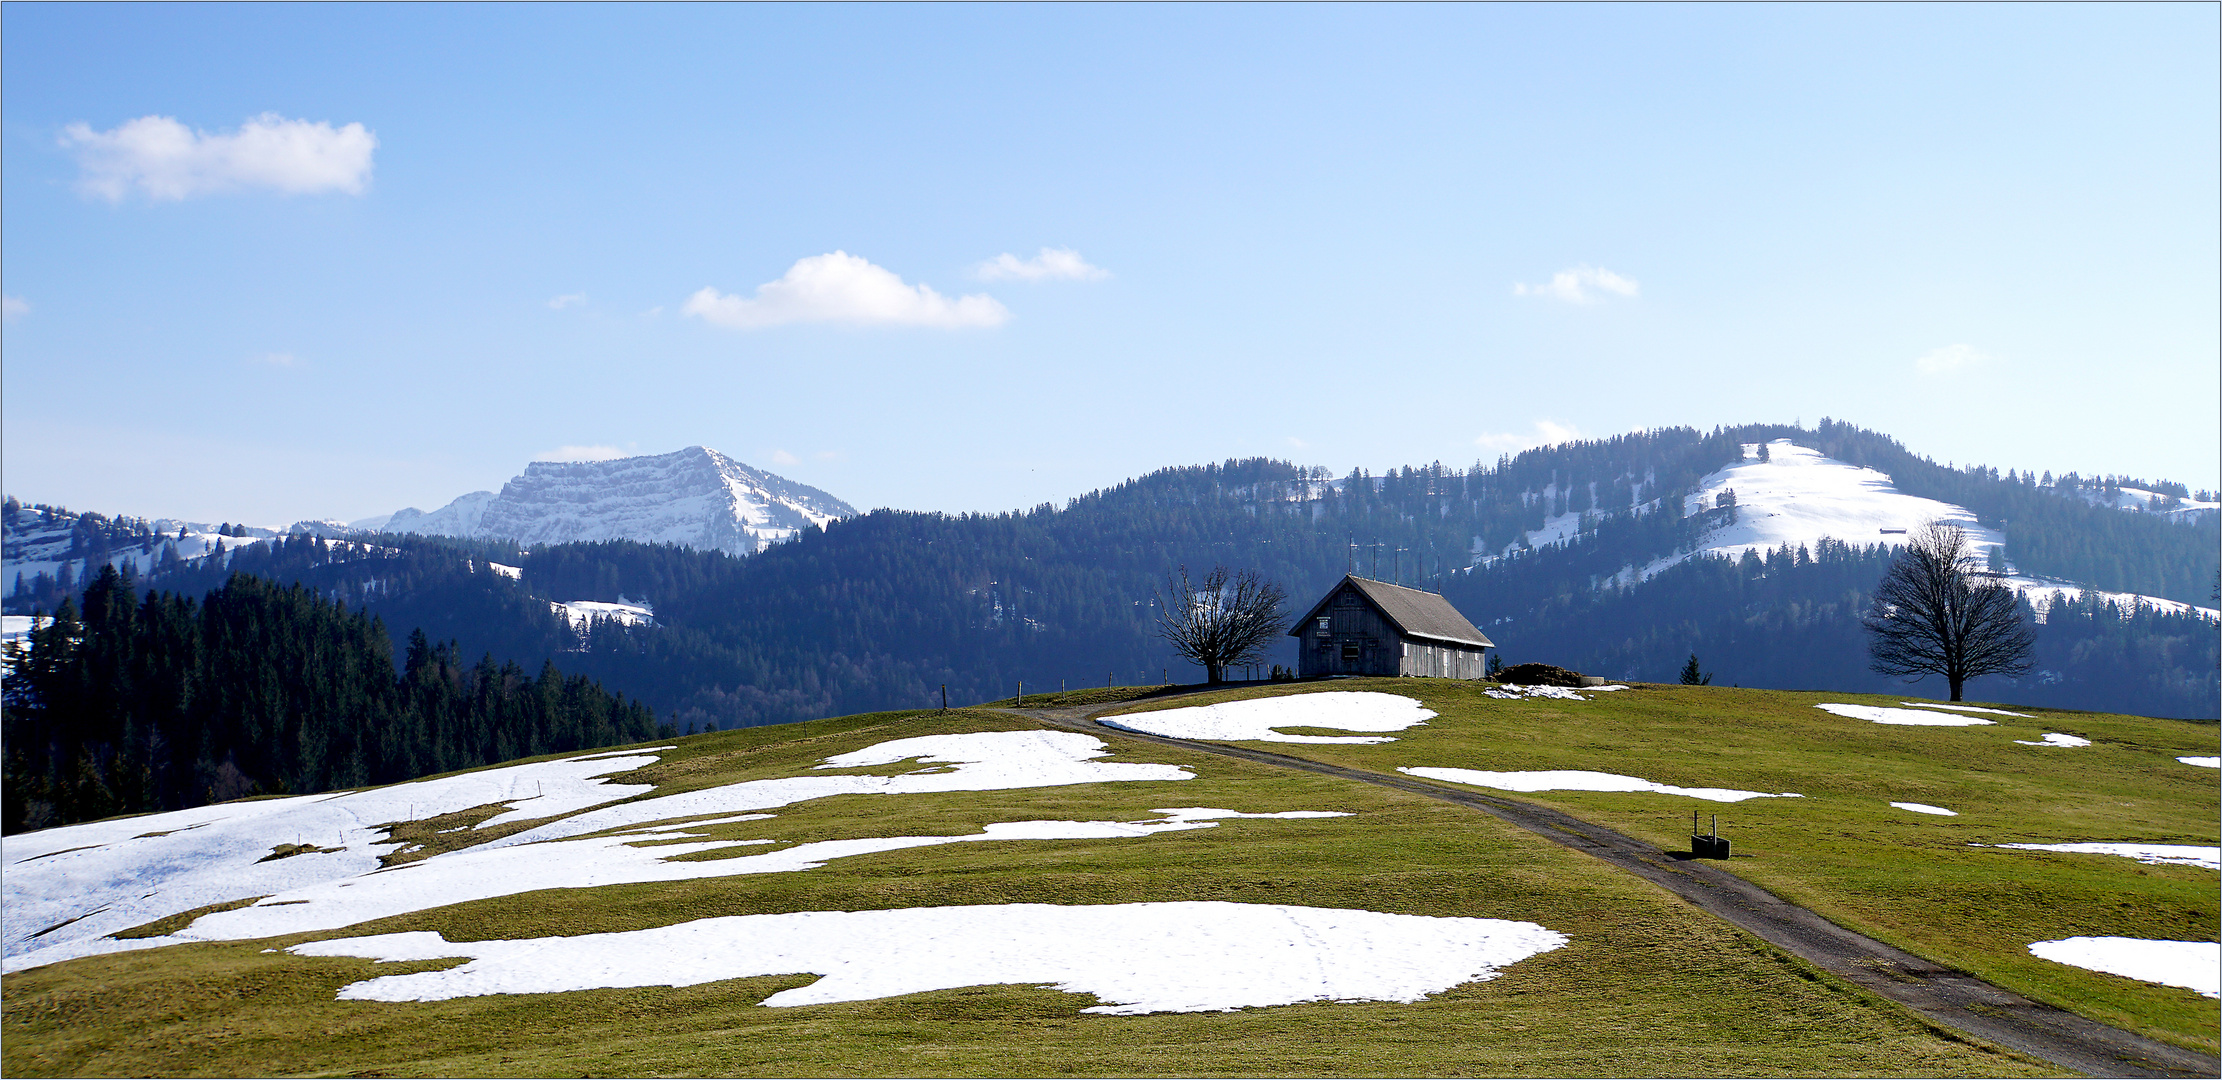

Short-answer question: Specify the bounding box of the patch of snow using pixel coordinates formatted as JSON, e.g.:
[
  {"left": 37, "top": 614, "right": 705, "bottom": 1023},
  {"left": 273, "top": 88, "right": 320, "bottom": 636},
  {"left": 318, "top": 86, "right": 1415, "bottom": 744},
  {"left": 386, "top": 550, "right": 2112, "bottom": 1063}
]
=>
[
  {"left": 2028, "top": 937, "right": 2219, "bottom": 998},
  {"left": 1101, "top": 692, "right": 1436, "bottom": 744},
  {"left": 1816, "top": 703, "right": 1995, "bottom": 727},
  {"left": 552, "top": 599, "right": 655, "bottom": 631},
  {"left": 289, "top": 901, "right": 1568, "bottom": 1013},
  {"left": 96, "top": 808, "right": 1345, "bottom": 958},
  {"left": 1980, "top": 843, "right": 2220, "bottom": 871},
  {"left": 1890, "top": 802, "right": 1958, "bottom": 816},
  {"left": 490, "top": 731, "right": 1190, "bottom": 848},
  {"left": 485, "top": 562, "right": 523, "bottom": 580},
  {"left": 1400, "top": 766, "right": 1801, "bottom": 804},
  {"left": 1633, "top": 441, "right": 1998, "bottom": 580},
  {"left": 2, "top": 752, "right": 662, "bottom": 973},
  {"left": 1908, "top": 703, "right": 2031, "bottom": 717},
  {"left": 2013, "top": 733, "right": 2091, "bottom": 748},
  {"left": 1, "top": 614, "right": 51, "bottom": 644},
  {"left": 1483, "top": 684, "right": 1625, "bottom": 701},
  {"left": 2175, "top": 756, "right": 2219, "bottom": 769}
]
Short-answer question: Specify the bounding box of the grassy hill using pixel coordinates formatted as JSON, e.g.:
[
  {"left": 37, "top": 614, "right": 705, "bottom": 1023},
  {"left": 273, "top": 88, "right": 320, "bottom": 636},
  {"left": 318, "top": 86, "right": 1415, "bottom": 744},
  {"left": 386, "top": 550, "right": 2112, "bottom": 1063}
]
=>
[
  {"left": 3, "top": 681, "right": 2212, "bottom": 1076},
  {"left": 1103, "top": 680, "right": 2220, "bottom": 1057}
]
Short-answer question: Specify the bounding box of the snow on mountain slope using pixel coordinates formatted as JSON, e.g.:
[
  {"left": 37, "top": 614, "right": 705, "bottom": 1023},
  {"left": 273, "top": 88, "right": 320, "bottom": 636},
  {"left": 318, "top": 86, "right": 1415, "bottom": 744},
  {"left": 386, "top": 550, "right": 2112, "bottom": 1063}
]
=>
[
  {"left": 382, "top": 490, "right": 497, "bottom": 539},
  {"left": 383, "top": 447, "right": 853, "bottom": 556},
  {"left": 1632, "top": 441, "right": 2219, "bottom": 620},
  {"left": 1664, "top": 441, "right": 2003, "bottom": 570}
]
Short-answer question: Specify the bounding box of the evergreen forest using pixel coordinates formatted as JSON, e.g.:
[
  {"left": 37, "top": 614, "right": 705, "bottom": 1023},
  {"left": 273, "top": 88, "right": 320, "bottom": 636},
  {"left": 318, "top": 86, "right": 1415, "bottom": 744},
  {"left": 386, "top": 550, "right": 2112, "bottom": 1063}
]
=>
[{"left": 2, "top": 565, "right": 668, "bottom": 832}]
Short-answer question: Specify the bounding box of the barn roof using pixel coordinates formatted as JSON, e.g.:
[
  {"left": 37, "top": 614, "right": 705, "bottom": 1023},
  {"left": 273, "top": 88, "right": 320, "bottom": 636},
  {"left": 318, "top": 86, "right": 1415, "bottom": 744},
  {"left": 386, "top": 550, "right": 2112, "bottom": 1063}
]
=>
[{"left": 1288, "top": 575, "right": 1496, "bottom": 649}]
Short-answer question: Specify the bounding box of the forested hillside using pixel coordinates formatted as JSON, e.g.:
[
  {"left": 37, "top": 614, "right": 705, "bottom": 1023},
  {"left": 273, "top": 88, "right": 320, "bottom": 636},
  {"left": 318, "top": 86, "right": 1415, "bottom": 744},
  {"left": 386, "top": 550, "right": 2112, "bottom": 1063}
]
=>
[
  {"left": 2, "top": 565, "right": 667, "bottom": 832},
  {"left": 8, "top": 420, "right": 2215, "bottom": 751}
]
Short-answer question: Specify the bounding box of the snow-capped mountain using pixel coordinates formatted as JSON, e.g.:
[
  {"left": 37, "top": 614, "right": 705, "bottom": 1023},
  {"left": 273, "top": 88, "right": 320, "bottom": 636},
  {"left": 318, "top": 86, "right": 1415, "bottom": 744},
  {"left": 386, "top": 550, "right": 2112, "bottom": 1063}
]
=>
[{"left": 382, "top": 447, "right": 855, "bottom": 556}]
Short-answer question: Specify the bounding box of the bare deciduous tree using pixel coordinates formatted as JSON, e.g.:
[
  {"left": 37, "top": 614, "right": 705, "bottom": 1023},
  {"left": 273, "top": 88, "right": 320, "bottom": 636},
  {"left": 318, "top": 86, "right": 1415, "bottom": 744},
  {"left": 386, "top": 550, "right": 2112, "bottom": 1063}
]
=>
[
  {"left": 1862, "top": 519, "right": 2034, "bottom": 701},
  {"left": 1155, "top": 565, "right": 1287, "bottom": 684}
]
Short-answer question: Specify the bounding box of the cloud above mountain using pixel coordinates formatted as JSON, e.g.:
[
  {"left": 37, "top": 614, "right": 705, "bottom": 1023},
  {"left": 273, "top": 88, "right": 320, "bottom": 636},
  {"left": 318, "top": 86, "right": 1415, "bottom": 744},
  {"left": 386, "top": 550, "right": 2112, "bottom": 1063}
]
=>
[
  {"left": 61, "top": 113, "right": 377, "bottom": 201},
  {"left": 684, "top": 252, "right": 1010, "bottom": 330}
]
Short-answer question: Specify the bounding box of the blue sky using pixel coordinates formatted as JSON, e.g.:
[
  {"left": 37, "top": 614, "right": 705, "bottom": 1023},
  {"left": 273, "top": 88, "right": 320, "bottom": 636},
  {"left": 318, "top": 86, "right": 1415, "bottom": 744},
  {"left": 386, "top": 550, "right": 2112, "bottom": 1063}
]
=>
[{"left": 4, "top": 4, "right": 2216, "bottom": 525}]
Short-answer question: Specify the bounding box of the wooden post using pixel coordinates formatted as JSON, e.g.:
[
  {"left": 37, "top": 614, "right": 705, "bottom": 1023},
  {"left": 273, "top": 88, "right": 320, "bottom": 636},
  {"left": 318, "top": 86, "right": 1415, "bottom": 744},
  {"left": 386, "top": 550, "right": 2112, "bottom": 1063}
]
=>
[{"left": 941, "top": 684, "right": 947, "bottom": 710}]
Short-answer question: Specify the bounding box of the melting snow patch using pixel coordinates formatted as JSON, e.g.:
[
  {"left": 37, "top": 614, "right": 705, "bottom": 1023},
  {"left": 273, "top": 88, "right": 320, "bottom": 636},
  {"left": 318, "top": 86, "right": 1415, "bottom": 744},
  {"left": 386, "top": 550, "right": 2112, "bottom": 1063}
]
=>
[
  {"left": 2027, "top": 937, "right": 2220, "bottom": 999},
  {"left": 2177, "top": 757, "right": 2219, "bottom": 769},
  {"left": 1904, "top": 703, "right": 2031, "bottom": 717},
  {"left": 1, "top": 732, "right": 1214, "bottom": 973},
  {"left": 1890, "top": 802, "right": 1958, "bottom": 816},
  {"left": 1483, "top": 685, "right": 1625, "bottom": 701},
  {"left": 1979, "top": 843, "right": 2220, "bottom": 871},
  {"left": 1816, "top": 703, "right": 1994, "bottom": 727},
  {"left": 289, "top": 901, "right": 1567, "bottom": 1012},
  {"left": 1, "top": 751, "right": 663, "bottom": 973},
  {"left": 1102, "top": 692, "right": 1436, "bottom": 744},
  {"left": 18, "top": 805, "right": 1339, "bottom": 968},
  {"left": 489, "top": 731, "right": 1192, "bottom": 848},
  {"left": 1401, "top": 767, "right": 1800, "bottom": 804},
  {"left": 2013, "top": 733, "right": 2091, "bottom": 748}
]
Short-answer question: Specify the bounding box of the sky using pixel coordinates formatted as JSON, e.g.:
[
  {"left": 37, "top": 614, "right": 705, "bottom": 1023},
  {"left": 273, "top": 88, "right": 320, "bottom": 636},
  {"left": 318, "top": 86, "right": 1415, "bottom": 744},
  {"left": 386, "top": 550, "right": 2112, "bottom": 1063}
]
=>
[{"left": 4, "top": 4, "right": 2217, "bottom": 526}]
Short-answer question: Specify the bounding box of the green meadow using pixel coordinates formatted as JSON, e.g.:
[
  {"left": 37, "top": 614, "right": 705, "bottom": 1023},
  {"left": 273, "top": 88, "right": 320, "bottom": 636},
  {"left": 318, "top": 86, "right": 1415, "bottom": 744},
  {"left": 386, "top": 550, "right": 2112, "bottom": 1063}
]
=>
[
  {"left": 1105, "top": 680, "right": 2221, "bottom": 1055},
  {"left": 1, "top": 704, "right": 2061, "bottom": 1077}
]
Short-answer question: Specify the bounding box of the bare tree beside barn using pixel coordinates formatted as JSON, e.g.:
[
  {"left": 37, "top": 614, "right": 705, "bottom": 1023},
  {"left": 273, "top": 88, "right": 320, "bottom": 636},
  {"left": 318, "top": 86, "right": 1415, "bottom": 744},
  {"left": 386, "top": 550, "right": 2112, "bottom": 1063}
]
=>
[
  {"left": 1862, "top": 519, "right": 2034, "bottom": 701},
  {"left": 1155, "top": 565, "right": 1287, "bottom": 684}
]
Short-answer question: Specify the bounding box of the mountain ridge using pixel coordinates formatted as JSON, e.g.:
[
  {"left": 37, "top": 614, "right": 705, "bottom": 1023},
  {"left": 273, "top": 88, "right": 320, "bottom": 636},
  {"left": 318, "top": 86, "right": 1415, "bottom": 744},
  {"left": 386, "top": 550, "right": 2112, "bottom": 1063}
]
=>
[{"left": 382, "top": 446, "right": 854, "bottom": 556}]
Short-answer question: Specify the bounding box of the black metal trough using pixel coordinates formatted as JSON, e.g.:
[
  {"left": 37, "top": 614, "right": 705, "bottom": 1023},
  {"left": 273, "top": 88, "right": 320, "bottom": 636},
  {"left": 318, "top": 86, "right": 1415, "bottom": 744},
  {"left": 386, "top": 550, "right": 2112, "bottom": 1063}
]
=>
[{"left": 1690, "top": 811, "right": 1730, "bottom": 859}]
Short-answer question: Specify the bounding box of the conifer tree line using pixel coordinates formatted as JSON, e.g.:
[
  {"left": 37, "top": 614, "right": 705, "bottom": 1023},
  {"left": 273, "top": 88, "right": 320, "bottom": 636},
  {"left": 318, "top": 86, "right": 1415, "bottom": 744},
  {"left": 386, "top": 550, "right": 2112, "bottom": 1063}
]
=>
[{"left": 2, "top": 565, "right": 669, "bottom": 833}]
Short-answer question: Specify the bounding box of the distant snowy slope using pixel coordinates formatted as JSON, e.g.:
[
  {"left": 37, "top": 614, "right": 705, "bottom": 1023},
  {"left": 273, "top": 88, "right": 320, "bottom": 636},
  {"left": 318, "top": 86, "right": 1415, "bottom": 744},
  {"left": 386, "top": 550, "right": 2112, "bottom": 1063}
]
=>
[
  {"left": 383, "top": 447, "right": 854, "bottom": 556},
  {"left": 1668, "top": 441, "right": 2001, "bottom": 568},
  {"left": 1642, "top": 441, "right": 2216, "bottom": 620}
]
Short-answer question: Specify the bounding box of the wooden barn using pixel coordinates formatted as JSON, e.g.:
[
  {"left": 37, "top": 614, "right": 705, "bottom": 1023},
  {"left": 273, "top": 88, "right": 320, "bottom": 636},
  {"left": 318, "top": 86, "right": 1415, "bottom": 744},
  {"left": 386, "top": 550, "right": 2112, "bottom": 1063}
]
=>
[{"left": 1288, "top": 575, "right": 1495, "bottom": 679}]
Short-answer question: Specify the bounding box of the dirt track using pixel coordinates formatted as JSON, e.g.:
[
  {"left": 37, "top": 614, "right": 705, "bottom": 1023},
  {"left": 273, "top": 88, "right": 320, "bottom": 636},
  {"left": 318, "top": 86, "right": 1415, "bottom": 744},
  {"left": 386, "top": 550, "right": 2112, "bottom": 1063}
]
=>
[{"left": 998, "top": 697, "right": 2221, "bottom": 1079}]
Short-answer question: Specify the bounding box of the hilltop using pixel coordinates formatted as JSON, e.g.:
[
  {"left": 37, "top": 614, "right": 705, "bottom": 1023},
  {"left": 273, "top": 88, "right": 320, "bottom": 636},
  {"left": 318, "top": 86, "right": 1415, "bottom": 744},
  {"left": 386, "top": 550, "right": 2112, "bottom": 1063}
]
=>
[{"left": 2, "top": 680, "right": 2211, "bottom": 1076}]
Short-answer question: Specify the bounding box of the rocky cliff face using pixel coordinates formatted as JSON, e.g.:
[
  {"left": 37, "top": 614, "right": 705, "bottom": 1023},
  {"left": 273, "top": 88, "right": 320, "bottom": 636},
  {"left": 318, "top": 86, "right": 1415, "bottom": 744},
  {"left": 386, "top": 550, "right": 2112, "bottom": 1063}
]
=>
[{"left": 383, "top": 447, "right": 854, "bottom": 555}]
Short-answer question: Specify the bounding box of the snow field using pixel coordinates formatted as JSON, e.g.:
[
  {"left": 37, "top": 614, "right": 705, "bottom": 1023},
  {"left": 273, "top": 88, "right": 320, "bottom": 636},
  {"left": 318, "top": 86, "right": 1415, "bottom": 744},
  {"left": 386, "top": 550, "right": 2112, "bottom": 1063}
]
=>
[
  {"left": 2177, "top": 756, "right": 2219, "bottom": 768},
  {"left": 289, "top": 901, "right": 1569, "bottom": 1013},
  {"left": 552, "top": 599, "right": 655, "bottom": 630},
  {"left": 1890, "top": 803, "right": 1958, "bottom": 816},
  {"left": 1978, "top": 843, "right": 2220, "bottom": 872},
  {"left": 489, "top": 730, "right": 1193, "bottom": 847},
  {"left": 2, "top": 751, "right": 662, "bottom": 972},
  {"left": 2027, "top": 937, "right": 2220, "bottom": 999},
  {"left": 1100, "top": 691, "right": 1436, "bottom": 744},
  {"left": 1400, "top": 767, "right": 1801, "bottom": 804},
  {"left": 148, "top": 807, "right": 1348, "bottom": 948},
  {"left": 2013, "top": 733, "right": 2091, "bottom": 748},
  {"left": 1816, "top": 703, "right": 1995, "bottom": 727},
  {"left": 2, "top": 731, "right": 1290, "bottom": 973}
]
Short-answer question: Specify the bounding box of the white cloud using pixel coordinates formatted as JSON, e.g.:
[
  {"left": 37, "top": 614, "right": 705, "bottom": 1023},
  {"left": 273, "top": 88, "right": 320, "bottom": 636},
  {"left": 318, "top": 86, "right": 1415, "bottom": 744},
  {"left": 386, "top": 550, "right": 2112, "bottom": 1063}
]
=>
[
  {"left": 1475, "top": 420, "right": 1584, "bottom": 454},
  {"left": 1, "top": 296, "right": 27, "bottom": 322},
  {"left": 1914, "top": 343, "right": 1996, "bottom": 377},
  {"left": 684, "top": 252, "right": 1009, "bottom": 330},
  {"left": 535, "top": 445, "right": 631, "bottom": 463},
  {"left": 770, "top": 450, "right": 801, "bottom": 466},
  {"left": 547, "top": 293, "right": 587, "bottom": 310},
  {"left": 975, "top": 247, "right": 1109, "bottom": 282},
  {"left": 1512, "top": 265, "right": 1640, "bottom": 304},
  {"left": 61, "top": 113, "right": 376, "bottom": 202}
]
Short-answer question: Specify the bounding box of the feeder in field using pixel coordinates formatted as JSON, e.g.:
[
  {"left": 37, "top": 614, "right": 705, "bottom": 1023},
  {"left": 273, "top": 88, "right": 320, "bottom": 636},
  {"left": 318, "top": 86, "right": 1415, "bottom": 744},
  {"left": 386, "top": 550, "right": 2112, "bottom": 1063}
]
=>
[{"left": 1691, "top": 811, "right": 1730, "bottom": 859}]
